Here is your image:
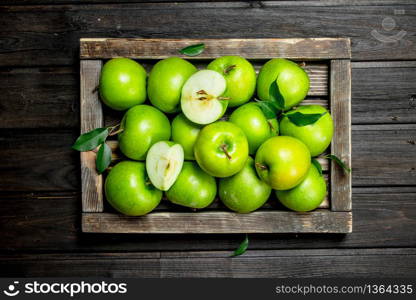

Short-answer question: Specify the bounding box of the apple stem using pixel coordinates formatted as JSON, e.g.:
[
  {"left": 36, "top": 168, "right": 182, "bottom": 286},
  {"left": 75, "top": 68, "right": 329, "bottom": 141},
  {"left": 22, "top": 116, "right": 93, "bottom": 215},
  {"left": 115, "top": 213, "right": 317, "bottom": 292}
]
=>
[
  {"left": 92, "top": 85, "right": 99, "bottom": 94},
  {"left": 217, "top": 96, "right": 231, "bottom": 101},
  {"left": 267, "top": 120, "right": 275, "bottom": 132},
  {"left": 220, "top": 144, "right": 232, "bottom": 160},
  {"left": 255, "top": 162, "right": 268, "bottom": 170},
  {"left": 109, "top": 128, "right": 124, "bottom": 136},
  {"left": 223, "top": 64, "right": 236, "bottom": 74},
  {"left": 299, "top": 61, "right": 306, "bottom": 68}
]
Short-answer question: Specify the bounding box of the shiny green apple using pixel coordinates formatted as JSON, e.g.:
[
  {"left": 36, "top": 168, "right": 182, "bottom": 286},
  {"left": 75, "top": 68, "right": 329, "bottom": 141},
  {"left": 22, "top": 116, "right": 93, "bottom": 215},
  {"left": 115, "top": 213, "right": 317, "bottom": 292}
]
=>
[
  {"left": 280, "top": 105, "right": 333, "bottom": 157},
  {"left": 171, "top": 113, "right": 202, "bottom": 160},
  {"left": 219, "top": 157, "right": 271, "bottom": 213},
  {"left": 256, "top": 58, "right": 309, "bottom": 110},
  {"left": 118, "top": 105, "right": 171, "bottom": 160},
  {"left": 255, "top": 136, "right": 311, "bottom": 190},
  {"left": 99, "top": 58, "right": 147, "bottom": 111},
  {"left": 105, "top": 161, "right": 162, "bottom": 216},
  {"left": 148, "top": 57, "right": 197, "bottom": 113},
  {"left": 207, "top": 56, "right": 256, "bottom": 107},
  {"left": 194, "top": 121, "right": 249, "bottom": 177},
  {"left": 276, "top": 163, "right": 326, "bottom": 212},
  {"left": 166, "top": 161, "right": 217, "bottom": 209},
  {"left": 229, "top": 102, "right": 278, "bottom": 154}
]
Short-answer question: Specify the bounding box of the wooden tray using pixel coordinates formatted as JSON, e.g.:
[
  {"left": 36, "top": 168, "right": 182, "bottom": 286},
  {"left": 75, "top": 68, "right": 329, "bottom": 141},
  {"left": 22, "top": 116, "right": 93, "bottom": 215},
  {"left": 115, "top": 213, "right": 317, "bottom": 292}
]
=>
[{"left": 79, "top": 38, "right": 352, "bottom": 234}]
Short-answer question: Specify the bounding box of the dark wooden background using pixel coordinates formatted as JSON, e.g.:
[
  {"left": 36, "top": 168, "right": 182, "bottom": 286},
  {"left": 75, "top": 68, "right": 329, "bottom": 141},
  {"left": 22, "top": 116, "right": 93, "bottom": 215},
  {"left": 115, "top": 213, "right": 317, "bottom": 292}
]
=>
[{"left": 1, "top": 0, "right": 416, "bottom": 277}]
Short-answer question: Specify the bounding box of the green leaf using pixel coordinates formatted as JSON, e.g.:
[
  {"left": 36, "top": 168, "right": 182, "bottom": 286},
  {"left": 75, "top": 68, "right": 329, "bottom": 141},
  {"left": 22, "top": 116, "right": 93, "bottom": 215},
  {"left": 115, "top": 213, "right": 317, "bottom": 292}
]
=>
[
  {"left": 96, "top": 142, "right": 112, "bottom": 174},
  {"left": 326, "top": 154, "right": 351, "bottom": 173},
  {"left": 72, "top": 128, "right": 109, "bottom": 152},
  {"left": 179, "top": 43, "right": 205, "bottom": 57},
  {"left": 256, "top": 100, "right": 280, "bottom": 119},
  {"left": 269, "top": 80, "right": 285, "bottom": 110},
  {"left": 311, "top": 158, "right": 323, "bottom": 176},
  {"left": 231, "top": 234, "right": 249, "bottom": 257},
  {"left": 287, "top": 112, "right": 326, "bottom": 127}
]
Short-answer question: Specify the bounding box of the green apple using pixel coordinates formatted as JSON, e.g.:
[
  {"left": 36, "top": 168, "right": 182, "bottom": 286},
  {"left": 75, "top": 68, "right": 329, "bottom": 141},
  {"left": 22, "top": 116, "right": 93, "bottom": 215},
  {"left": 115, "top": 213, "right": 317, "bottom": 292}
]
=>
[
  {"left": 118, "top": 105, "right": 171, "bottom": 160},
  {"left": 219, "top": 157, "right": 271, "bottom": 213},
  {"left": 148, "top": 57, "right": 197, "bottom": 113},
  {"left": 146, "top": 141, "right": 184, "bottom": 191},
  {"left": 256, "top": 58, "right": 310, "bottom": 110},
  {"left": 207, "top": 56, "right": 256, "bottom": 107},
  {"left": 171, "top": 113, "right": 202, "bottom": 160},
  {"left": 181, "top": 70, "right": 228, "bottom": 124},
  {"left": 105, "top": 161, "right": 162, "bottom": 216},
  {"left": 229, "top": 102, "right": 278, "bottom": 154},
  {"left": 99, "top": 58, "right": 147, "bottom": 111},
  {"left": 255, "top": 136, "right": 311, "bottom": 190},
  {"left": 276, "top": 164, "right": 326, "bottom": 212},
  {"left": 280, "top": 105, "right": 333, "bottom": 157},
  {"left": 194, "top": 121, "right": 249, "bottom": 177},
  {"left": 166, "top": 161, "right": 217, "bottom": 209}
]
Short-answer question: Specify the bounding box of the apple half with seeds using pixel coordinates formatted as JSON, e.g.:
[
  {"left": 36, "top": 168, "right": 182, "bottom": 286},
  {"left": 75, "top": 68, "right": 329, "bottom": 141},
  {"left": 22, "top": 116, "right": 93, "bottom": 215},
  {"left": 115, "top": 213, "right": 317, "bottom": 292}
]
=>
[
  {"left": 146, "top": 141, "right": 184, "bottom": 191},
  {"left": 181, "top": 70, "right": 228, "bottom": 125}
]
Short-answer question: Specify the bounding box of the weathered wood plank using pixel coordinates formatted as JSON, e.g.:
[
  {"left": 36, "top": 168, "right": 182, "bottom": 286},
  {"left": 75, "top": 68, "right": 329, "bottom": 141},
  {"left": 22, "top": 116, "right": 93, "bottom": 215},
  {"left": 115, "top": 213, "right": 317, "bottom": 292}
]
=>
[
  {"left": 80, "top": 38, "right": 351, "bottom": 60},
  {"left": 330, "top": 60, "right": 352, "bottom": 211},
  {"left": 1, "top": 63, "right": 415, "bottom": 129},
  {"left": 0, "top": 3, "right": 415, "bottom": 66},
  {"left": 1, "top": 248, "right": 415, "bottom": 277},
  {"left": 0, "top": 124, "right": 414, "bottom": 191},
  {"left": 80, "top": 60, "right": 104, "bottom": 212},
  {"left": 82, "top": 210, "right": 351, "bottom": 234},
  {"left": 0, "top": 187, "right": 414, "bottom": 251}
]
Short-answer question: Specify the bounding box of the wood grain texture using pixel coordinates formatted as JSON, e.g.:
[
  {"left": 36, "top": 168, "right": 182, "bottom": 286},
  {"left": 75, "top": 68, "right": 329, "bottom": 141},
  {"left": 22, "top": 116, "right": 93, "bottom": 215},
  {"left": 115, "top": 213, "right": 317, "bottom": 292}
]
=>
[
  {"left": 0, "top": 124, "right": 413, "bottom": 192},
  {"left": 80, "top": 60, "right": 104, "bottom": 212},
  {"left": 0, "top": 3, "right": 415, "bottom": 66},
  {"left": 330, "top": 60, "right": 352, "bottom": 211},
  {"left": 2, "top": 63, "right": 416, "bottom": 129},
  {"left": 0, "top": 187, "right": 414, "bottom": 252},
  {"left": 80, "top": 38, "right": 351, "bottom": 60},
  {"left": 1, "top": 248, "right": 415, "bottom": 277},
  {"left": 83, "top": 210, "right": 351, "bottom": 234}
]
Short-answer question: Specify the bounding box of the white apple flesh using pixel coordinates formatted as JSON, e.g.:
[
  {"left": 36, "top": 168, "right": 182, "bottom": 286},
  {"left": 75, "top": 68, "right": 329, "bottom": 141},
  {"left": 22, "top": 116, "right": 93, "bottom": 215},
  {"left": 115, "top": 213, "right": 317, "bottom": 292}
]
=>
[
  {"left": 146, "top": 141, "right": 184, "bottom": 191},
  {"left": 181, "top": 70, "right": 227, "bottom": 125}
]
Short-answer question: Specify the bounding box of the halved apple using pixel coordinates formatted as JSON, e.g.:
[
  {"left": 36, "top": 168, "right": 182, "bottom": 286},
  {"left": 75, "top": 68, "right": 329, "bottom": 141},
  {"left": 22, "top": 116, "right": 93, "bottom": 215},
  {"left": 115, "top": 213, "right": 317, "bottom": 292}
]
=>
[
  {"left": 146, "top": 141, "right": 184, "bottom": 191},
  {"left": 180, "top": 70, "right": 228, "bottom": 125}
]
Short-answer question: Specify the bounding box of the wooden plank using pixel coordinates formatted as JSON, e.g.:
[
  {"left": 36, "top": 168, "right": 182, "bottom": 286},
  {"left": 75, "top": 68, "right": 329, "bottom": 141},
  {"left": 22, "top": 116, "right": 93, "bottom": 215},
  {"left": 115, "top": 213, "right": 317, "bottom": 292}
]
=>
[
  {"left": 3, "top": 63, "right": 416, "bottom": 129},
  {"left": 0, "top": 124, "right": 414, "bottom": 191},
  {"left": 0, "top": 187, "right": 414, "bottom": 251},
  {"left": 330, "top": 60, "right": 352, "bottom": 211},
  {"left": 1, "top": 248, "right": 415, "bottom": 277},
  {"left": 82, "top": 211, "right": 352, "bottom": 233},
  {"left": 80, "top": 38, "right": 351, "bottom": 60},
  {"left": 80, "top": 60, "right": 103, "bottom": 212},
  {"left": 1, "top": 3, "right": 414, "bottom": 66}
]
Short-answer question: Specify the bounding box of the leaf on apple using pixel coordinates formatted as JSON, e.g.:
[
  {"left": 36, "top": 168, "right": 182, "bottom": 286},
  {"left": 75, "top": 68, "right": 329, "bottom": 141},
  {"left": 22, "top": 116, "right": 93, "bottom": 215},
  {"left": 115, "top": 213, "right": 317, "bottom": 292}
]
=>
[
  {"left": 325, "top": 154, "right": 351, "bottom": 174},
  {"left": 179, "top": 43, "right": 205, "bottom": 57},
  {"left": 231, "top": 234, "right": 249, "bottom": 257},
  {"left": 311, "top": 158, "right": 323, "bottom": 176},
  {"left": 269, "top": 80, "right": 285, "bottom": 110},
  {"left": 96, "top": 142, "right": 112, "bottom": 174},
  {"left": 72, "top": 128, "right": 109, "bottom": 151},
  {"left": 287, "top": 112, "right": 326, "bottom": 127},
  {"left": 255, "top": 99, "right": 282, "bottom": 120}
]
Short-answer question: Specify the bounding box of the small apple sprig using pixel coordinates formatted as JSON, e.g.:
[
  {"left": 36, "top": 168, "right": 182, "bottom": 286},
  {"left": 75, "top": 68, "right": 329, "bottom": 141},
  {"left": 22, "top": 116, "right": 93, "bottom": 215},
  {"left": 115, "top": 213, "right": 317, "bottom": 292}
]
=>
[
  {"left": 72, "top": 124, "right": 122, "bottom": 174},
  {"left": 256, "top": 79, "right": 351, "bottom": 174}
]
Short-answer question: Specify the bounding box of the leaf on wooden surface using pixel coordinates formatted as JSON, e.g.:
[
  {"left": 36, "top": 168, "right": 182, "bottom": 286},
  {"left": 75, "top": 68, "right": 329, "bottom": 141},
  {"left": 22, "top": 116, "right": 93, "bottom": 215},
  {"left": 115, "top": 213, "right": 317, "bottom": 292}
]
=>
[
  {"left": 96, "top": 142, "right": 112, "bottom": 174},
  {"left": 326, "top": 154, "right": 351, "bottom": 173},
  {"left": 231, "top": 234, "right": 249, "bottom": 257},
  {"left": 179, "top": 43, "right": 205, "bottom": 57},
  {"left": 72, "top": 128, "right": 109, "bottom": 152}
]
